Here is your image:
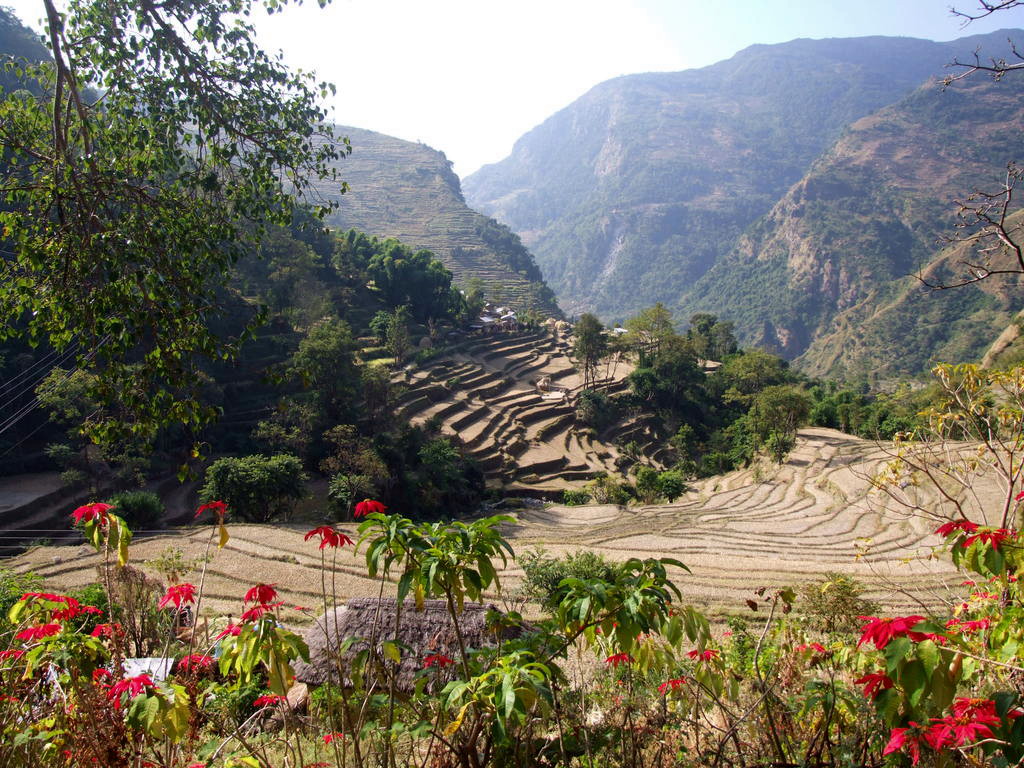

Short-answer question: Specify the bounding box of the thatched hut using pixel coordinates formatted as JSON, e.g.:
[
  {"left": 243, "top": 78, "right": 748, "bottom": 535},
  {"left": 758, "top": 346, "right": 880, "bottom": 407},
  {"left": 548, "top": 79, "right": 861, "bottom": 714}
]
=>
[{"left": 293, "top": 598, "right": 525, "bottom": 693}]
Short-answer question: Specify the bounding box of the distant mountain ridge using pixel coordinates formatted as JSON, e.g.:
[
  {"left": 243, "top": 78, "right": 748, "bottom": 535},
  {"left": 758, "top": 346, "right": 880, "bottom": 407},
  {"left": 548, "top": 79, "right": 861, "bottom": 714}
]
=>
[
  {"left": 310, "top": 126, "right": 561, "bottom": 316},
  {"left": 464, "top": 31, "right": 1024, "bottom": 378}
]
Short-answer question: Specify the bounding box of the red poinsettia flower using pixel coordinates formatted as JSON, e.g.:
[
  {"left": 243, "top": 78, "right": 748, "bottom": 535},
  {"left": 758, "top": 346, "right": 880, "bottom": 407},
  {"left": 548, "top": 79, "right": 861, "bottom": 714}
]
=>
[
  {"left": 91, "top": 622, "right": 123, "bottom": 638},
  {"left": 927, "top": 716, "right": 996, "bottom": 749},
  {"left": 304, "top": 526, "right": 355, "bottom": 549},
  {"left": 658, "top": 677, "right": 688, "bottom": 695},
  {"left": 946, "top": 618, "right": 991, "bottom": 633},
  {"left": 194, "top": 500, "right": 228, "bottom": 521},
  {"left": 158, "top": 583, "right": 197, "bottom": 610},
  {"left": 244, "top": 583, "right": 278, "bottom": 605},
  {"left": 71, "top": 502, "right": 114, "bottom": 526},
  {"left": 215, "top": 623, "right": 242, "bottom": 640},
  {"left": 423, "top": 653, "right": 455, "bottom": 669},
  {"left": 935, "top": 519, "right": 979, "bottom": 537},
  {"left": 971, "top": 591, "right": 999, "bottom": 601},
  {"left": 106, "top": 674, "right": 155, "bottom": 708},
  {"left": 324, "top": 732, "right": 345, "bottom": 744},
  {"left": 963, "top": 528, "right": 1014, "bottom": 551},
  {"left": 854, "top": 671, "right": 894, "bottom": 700},
  {"left": 884, "top": 723, "right": 929, "bottom": 765},
  {"left": 92, "top": 668, "right": 112, "bottom": 683},
  {"left": 354, "top": 499, "right": 387, "bottom": 518},
  {"left": 15, "top": 623, "right": 61, "bottom": 642},
  {"left": 178, "top": 654, "right": 214, "bottom": 673},
  {"left": 687, "top": 649, "right": 720, "bottom": 662},
  {"left": 241, "top": 602, "right": 283, "bottom": 622},
  {"left": 605, "top": 653, "right": 634, "bottom": 668},
  {"left": 252, "top": 694, "right": 285, "bottom": 707},
  {"left": 0, "top": 650, "right": 25, "bottom": 660},
  {"left": 857, "top": 615, "right": 927, "bottom": 650},
  {"left": 795, "top": 642, "right": 827, "bottom": 653}
]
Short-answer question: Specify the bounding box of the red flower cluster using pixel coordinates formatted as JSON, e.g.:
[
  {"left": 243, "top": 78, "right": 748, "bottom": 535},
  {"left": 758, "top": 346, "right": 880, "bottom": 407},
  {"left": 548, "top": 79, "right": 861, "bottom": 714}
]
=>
[
  {"left": 241, "top": 602, "right": 283, "bottom": 623},
  {"left": 0, "top": 650, "right": 25, "bottom": 660},
  {"left": 935, "top": 519, "right": 979, "bottom": 537},
  {"left": 854, "top": 671, "right": 894, "bottom": 700},
  {"left": 304, "top": 526, "right": 355, "bottom": 549},
  {"left": 658, "top": 677, "right": 688, "bottom": 695},
  {"left": 71, "top": 502, "right": 114, "bottom": 526},
  {"left": 795, "top": 642, "right": 827, "bottom": 653},
  {"left": 354, "top": 499, "right": 386, "bottom": 518},
  {"left": 215, "top": 623, "right": 242, "bottom": 640},
  {"left": 158, "top": 583, "right": 197, "bottom": 611},
  {"left": 19, "top": 592, "right": 100, "bottom": 622},
  {"left": 15, "top": 623, "right": 61, "bottom": 642},
  {"left": 253, "top": 694, "right": 284, "bottom": 707},
  {"left": 857, "top": 616, "right": 933, "bottom": 650},
  {"left": 244, "top": 583, "right": 278, "bottom": 605},
  {"left": 946, "top": 618, "right": 991, "bottom": 633},
  {"left": 194, "top": 500, "right": 228, "bottom": 521},
  {"left": 884, "top": 698, "right": 1017, "bottom": 764},
  {"left": 105, "top": 674, "right": 155, "bottom": 708},
  {"left": 91, "top": 622, "right": 123, "bottom": 638},
  {"left": 178, "top": 654, "right": 214, "bottom": 673},
  {"left": 324, "top": 732, "right": 344, "bottom": 744},
  {"left": 964, "top": 529, "right": 1014, "bottom": 551},
  {"left": 423, "top": 653, "right": 455, "bottom": 669},
  {"left": 687, "top": 649, "right": 720, "bottom": 662},
  {"left": 605, "top": 653, "right": 634, "bottom": 668}
]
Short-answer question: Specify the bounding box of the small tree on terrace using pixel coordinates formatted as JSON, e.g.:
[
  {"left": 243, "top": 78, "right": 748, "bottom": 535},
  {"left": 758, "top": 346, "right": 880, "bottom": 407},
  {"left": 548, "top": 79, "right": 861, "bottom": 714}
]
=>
[
  {"left": 200, "top": 454, "right": 307, "bottom": 523},
  {"left": 573, "top": 313, "right": 607, "bottom": 389}
]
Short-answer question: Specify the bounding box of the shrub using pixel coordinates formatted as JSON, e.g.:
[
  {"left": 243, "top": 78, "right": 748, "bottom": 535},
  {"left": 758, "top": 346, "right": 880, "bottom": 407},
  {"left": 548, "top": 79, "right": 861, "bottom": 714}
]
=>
[
  {"left": 200, "top": 453, "right": 307, "bottom": 523},
  {"left": 584, "top": 473, "right": 632, "bottom": 504},
  {"left": 519, "top": 548, "right": 620, "bottom": 610},
  {"left": 634, "top": 465, "right": 661, "bottom": 504},
  {"left": 0, "top": 569, "right": 42, "bottom": 644},
  {"left": 798, "top": 572, "right": 879, "bottom": 635},
  {"left": 562, "top": 488, "right": 591, "bottom": 506},
  {"left": 106, "top": 490, "right": 164, "bottom": 530}
]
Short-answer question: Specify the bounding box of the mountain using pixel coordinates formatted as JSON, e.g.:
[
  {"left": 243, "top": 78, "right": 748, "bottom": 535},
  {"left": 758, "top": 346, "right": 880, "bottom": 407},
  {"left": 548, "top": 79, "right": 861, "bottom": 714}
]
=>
[
  {"left": 685, "top": 75, "right": 1024, "bottom": 379},
  {"left": 311, "top": 126, "right": 561, "bottom": 315},
  {"left": 463, "top": 31, "right": 1024, "bottom": 375}
]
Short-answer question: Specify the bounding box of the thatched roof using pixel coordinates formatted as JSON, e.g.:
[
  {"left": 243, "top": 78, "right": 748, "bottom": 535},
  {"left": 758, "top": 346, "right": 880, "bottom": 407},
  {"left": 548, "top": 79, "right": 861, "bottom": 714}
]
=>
[{"left": 293, "top": 598, "right": 524, "bottom": 692}]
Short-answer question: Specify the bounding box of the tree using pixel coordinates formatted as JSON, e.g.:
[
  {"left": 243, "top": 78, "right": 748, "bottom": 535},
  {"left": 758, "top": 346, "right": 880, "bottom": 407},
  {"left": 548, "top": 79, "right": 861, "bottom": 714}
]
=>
[
  {"left": 200, "top": 454, "right": 307, "bottom": 523},
  {"left": 386, "top": 305, "right": 412, "bottom": 364},
  {"left": 0, "top": 0, "right": 347, "bottom": 444},
  {"left": 624, "top": 303, "right": 676, "bottom": 364},
  {"left": 291, "top": 317, "right": 361, "bottom": 424},
  {"left": 573, "top": 313, "right": 607, "bottom": 389}
]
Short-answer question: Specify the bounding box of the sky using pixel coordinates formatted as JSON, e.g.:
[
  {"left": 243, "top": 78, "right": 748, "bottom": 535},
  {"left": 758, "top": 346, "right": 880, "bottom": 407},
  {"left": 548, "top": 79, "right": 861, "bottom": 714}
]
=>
[{"left": 6, "top": 0, "right": 1024, "bottom": 178}]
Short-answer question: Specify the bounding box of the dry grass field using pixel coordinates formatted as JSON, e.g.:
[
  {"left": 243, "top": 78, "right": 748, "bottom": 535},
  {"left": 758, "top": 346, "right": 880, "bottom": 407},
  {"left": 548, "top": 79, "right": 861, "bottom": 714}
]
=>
[{"left": 3, "top": 427, "right": 981, "bottom": 625}]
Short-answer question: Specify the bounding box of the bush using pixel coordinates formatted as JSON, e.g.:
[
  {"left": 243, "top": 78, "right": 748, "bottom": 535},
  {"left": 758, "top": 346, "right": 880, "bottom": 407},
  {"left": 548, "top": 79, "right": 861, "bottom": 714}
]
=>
[
  {"left": 562, "top": 488, "right": 591, "bottom": 506},
  {"left": 635, "top": 465, "right": 661, "bottom": 504},
  {"left": 106, "top": 490, "right": 164, "bottom": 530},
  {"left": 519, "top": 548, "right": 620, "bottom": 610},
  {"left": 0, "top": 569, "right": 42, "bottom": 644},
  {"left": 200, "top": 454, "right": 307, "bottom": 523},
  {"left": 576, "top": 389, "right": 617, "bottom": 431},
  {"left": 584, "top": 473, "right": 633, "bottom": 504},
  {"left": 798, "top": 572, "right": 879, "bottom": 635}
]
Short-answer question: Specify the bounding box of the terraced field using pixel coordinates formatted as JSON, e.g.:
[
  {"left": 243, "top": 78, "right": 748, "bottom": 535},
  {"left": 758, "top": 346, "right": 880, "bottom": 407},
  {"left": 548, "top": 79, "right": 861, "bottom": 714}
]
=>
[
  {"left": 398, "top": 328, "right": 661, "bottom": 496},
  {"left": 6, "top": 428, "right": 981, "bottom": 622}
]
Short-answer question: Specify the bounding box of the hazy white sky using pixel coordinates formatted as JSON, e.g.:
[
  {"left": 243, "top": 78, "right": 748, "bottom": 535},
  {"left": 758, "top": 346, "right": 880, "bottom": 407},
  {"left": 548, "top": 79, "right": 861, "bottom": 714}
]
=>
[{"left": 6, "top": 0, "right": 1024, "bottom": 177}]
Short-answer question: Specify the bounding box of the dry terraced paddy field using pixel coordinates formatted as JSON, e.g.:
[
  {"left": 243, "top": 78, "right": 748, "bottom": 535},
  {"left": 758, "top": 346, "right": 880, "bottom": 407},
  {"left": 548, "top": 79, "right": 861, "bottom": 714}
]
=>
[{"left": 5, "top": 428, "right": 993, "bottom": 623}]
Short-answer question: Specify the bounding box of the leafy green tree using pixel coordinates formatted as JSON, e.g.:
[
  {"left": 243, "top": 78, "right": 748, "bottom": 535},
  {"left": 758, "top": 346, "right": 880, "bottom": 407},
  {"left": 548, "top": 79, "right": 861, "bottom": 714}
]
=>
[
  {"left": 573, "top": 313, "right": 607, "bottom": 389},
  {"left": 0, "top": 0, "right": 347, "bottom": 444},
  {"left": 635, "top": 465, "right": 661, "bottom": 504},
  {"left": 366, "top": 239, "right": 460, "bottom": 322},
  {"left": 386, "top": 305, "right": 412, "bottom": 364},
  {"left": 105, "top": 490, "right": 165, "bottom": 531},
  {"left": 714, "top": 349, "right": 794, "bottom": 407},
  {"left": 200, "top": 454, "right": 307, "bottom": 523},
  {"left": 624, "top": 303, "right": 677, "bottom": 364},
  {"left": 291, "top": 317, "right": 360, "bottom": 423},
  {"left": 749, "top": 385, "right": 812, "bottom": 444},
  {"left": 657, "top": 469, "right": 687, "bottom": 502}
]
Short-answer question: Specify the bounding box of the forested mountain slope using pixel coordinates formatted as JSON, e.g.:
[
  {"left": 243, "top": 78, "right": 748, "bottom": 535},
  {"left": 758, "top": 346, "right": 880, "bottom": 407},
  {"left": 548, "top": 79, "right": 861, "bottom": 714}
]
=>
[
  {"left": 312, "top": 127, "right": 561, "bottom": 315},
  {"left": 464, "top": 32, "right": 1023, "bottom": 376},
  {"left": 684, "top": 76, "right": 1024, "bottom": 379}
]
